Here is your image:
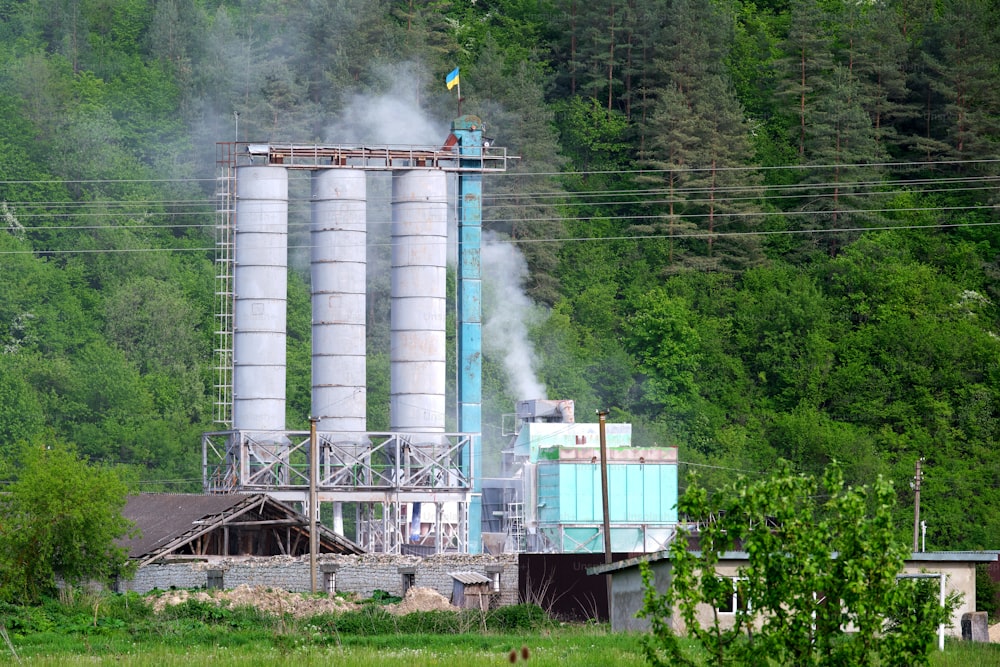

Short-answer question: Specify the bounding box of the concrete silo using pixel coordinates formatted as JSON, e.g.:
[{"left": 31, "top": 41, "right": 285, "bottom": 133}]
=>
[
  {"left": 311, "top": 169, "right": 367, "bottom": 535},
  {"left": 232, "top": 165, "right": 288, "bottom": 437},
  {"left": 390, "top": 169, "right": 449, "bottom": 435}
]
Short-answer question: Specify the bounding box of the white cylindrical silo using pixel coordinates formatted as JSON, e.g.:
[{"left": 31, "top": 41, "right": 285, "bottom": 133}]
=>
[
  {"left": 390, "top": 170, "right": 448, "bottom": 433},
  {"left": 311, "top": 169, "right": 367, "bottom": 432},
  {"left": 233, "top": 165, "right": 288, "bottom": 433}
]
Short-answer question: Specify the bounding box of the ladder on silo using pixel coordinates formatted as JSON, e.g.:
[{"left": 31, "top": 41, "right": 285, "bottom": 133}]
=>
[
  {"left": 213, "top": 143, "right": 236, "bottom": 427},
  {"left": 506, "top": 502, "right": 525, "bottom": 552}
]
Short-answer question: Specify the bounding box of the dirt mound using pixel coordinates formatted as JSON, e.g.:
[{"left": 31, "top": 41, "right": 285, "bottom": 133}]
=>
[
  {"left": 146, "top": 584, "right": 358, "bottom": 617},
  {"left": 386, "top": 586, "right": 458, "bottom": 615}
]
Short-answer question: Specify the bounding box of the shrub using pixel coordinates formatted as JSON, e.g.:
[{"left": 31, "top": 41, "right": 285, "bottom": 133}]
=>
[
  {"left": 320, "top": 606, "right": 397, "bottom": 636},
  {"left": 485, "top": 604, "right": 549, "bottom": 631}
]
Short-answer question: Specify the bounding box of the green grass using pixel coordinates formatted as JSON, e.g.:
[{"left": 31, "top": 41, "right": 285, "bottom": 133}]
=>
[
  {"left": 9, "top": 633, "right": 1000, "bottom": 667},
  {"left": 3, "top": 592, "right": 1000, "bottom": 666},
  {"left": 4, "top": 625, "right": 644, "bottom": 666}
]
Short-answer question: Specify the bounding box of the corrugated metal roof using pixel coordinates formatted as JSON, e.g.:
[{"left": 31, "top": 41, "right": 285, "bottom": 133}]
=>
[
  {"left": 587, "top": 550, "right": 1000, "bottom": 576},
  {"left": 450, "top": 571, "right": 491, "bottom": 585},
  {"left": 120, "top": 493, "right": 255, "bottom": 559},
  {"left": 119, "top": 493, "right": 365, "bottom": 560}
]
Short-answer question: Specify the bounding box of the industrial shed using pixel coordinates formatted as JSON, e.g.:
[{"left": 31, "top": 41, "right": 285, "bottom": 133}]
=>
[
  {"left": 120, "top": 493, "right": 364, "bottom": 567},
  {"left": 589, "top": 550, "right": 1000, "bottom": 635},
  {"left": 450, "top": 571, "right": 494, "bottom": 609}
]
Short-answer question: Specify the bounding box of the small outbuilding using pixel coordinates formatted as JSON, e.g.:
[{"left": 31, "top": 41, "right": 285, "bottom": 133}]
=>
[{"left": 450, "top": 571, "right": 494, "bottom": 609}]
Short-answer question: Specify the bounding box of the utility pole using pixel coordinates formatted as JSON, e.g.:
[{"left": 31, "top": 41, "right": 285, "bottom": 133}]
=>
[
  {"left": 597, "top": 409, "right": 612, "bottom": 621},
  {"left": 309, "top": 416, "right": 319, "bottom": 593},
  {"left": 913, "top": 457, "right": 923, "bottom": 553}
]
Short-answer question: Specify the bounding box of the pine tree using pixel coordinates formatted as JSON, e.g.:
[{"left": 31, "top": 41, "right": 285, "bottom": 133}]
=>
[
  {"left": 471, "top": 38, "right": 566, "bottom": 304},
  {"left": 639, "top": 0, "right": 763, "bottom": 272},
  {"left": 839, "top": 0, "right": 912, "bottom": 150},
  {"left": 801, "top": 65, "right": 886, "bottom": 255},
  {"left": 915, "top": 0, "right": 999, "bottom": 160},
  {"left": 775, "top": 0, "right": 834, "bottom": 159}
]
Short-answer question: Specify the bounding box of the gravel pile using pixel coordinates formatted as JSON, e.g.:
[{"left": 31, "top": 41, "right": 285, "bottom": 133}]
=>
[
  {"left": 147, "top": 584, "right": 358, "bottom": 617},
  {"left": 386, "top": 587, "right": 458, "bottom": 615}
]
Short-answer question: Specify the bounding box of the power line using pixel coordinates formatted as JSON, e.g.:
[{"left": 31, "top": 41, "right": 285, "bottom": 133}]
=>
[
  {"left": 0, "top": 177, "right": 216, "bottom": 185},
  {"left": 3, "top": 218, "right": 997, "bottom": 256},
  {"left": 5, "top": 183, "right": 998, "bottom": 231},
  {"left": 4, "top": 172, "right": 997, "bottom": 205},
  {"left": 489, "top": 157, "right": 1000, "bottom": 177},
  {"left": 0, "top": 156, "right": 997, "bottom": 189}
]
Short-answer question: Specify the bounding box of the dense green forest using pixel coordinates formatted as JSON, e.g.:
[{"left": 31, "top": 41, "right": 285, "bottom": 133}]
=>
[{"left": 1, "top": 0, "right": 998, "bottom": 551}]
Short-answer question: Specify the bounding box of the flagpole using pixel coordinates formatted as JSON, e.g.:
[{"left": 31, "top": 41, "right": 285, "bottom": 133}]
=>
[{"left": 457, "top": 78, "right": 462, "bottom": 116}]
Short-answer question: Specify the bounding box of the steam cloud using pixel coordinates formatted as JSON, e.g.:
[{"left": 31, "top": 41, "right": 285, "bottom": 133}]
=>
[
  {"left": 324, "top": 63, "right": 448, "bottom": 146},
  {"left": 482, "top": 231, "right": 547, "bottom": 401}
]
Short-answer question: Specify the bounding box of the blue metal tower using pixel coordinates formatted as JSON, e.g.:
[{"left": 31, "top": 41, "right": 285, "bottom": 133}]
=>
[{"left": 452, "top": 115, "right": 484, "bottom": 553}]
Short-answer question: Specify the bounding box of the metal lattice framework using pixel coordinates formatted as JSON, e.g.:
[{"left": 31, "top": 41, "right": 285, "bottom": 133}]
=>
[
  {"left": 203, "top": 430, "right": 473, "bottom": 554},
  {"left": 534, "top": 524, "right": 679, "bottom": 554}
]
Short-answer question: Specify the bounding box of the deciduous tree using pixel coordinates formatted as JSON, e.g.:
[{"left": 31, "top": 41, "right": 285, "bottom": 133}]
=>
[
  {"left": 639, "top": 461, "right": 955, "bottom": 666},
  {"left": 0, "top": 441, "right": 135, "bottom": 603}
]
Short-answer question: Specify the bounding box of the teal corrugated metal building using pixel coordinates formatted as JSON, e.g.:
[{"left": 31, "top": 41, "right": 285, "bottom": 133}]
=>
[
  {"left": 494, "top": 401, "right": 680, "bottom": 554},
  {"left": 515, "top": 423, "right": 678, "bottom": 552}
]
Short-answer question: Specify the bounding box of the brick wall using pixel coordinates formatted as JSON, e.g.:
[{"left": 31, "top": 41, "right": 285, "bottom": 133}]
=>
[{"left": 121, "top": 553, "right": 519, "bottom": 607}]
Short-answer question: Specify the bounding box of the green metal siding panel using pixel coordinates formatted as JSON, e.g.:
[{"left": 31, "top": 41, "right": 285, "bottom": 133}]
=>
[
  {"left": 624, "top": 465, "right": 644, "bottom": 522},
  {"left": 539, "top": 462, "right": 679, "bottom": 525},
  {"left": 561, "top": 464, "right": 599, "bottom": 522},
  {"left": 562, "top": 526, "right": 602, "bottom": 552},
  {"left": 665, "top": 465, "right": 678, "bottom": 522},
  {"left": 537, "top": 464, "right": 561, "bottom": 524}
]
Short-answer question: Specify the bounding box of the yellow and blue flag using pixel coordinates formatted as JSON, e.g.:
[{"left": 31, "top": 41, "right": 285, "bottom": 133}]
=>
[{"left": 446, "top": 67, "right": 460, "bottom": 90}]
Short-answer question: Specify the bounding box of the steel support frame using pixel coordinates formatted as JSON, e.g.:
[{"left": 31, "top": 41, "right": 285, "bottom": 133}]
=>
[
  {"left": 203, "top": 430, "right": 473, "bottom": 554},
  {"left": 530, "top": 523, "right": 680, "bottom": 554}
]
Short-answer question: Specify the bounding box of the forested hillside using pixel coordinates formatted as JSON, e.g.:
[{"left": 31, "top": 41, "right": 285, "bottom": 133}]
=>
[{"left": 1, "top": 0, "right": 998, "bottom": 550}]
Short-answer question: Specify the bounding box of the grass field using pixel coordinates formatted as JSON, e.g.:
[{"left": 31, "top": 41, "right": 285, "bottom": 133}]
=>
[
  {"left": 5, "top": 620, "right": 647, "bottom": 666},
  {"left": 4, "top": 591, "right": 1000, "bottom": 666},
  {"left": 9, "top": 632, "right": 1000, "bottom": 666}
]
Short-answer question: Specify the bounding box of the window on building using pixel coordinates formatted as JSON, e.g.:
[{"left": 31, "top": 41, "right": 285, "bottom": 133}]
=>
[
  {"left": 716, "top": 577, "right": 749, "bottom": 614},
  {"left": 400, "top": 568, "right": 416, "bottom": 596},
  {"left": 486, "top": 565, "right": 502, "bottom": 593},
  {"left": 207, "top": 570, "right": 224, "bottom": 590},
  {"left": 324, "top": 571, "right": 336, "bottom": 595}
]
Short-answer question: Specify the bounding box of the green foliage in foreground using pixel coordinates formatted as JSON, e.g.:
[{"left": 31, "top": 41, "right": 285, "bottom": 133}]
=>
[
  {"left": 0, "top": 592, "right": 632, "bottom": 666},
  {"left": 0, "top": 589, "right": 998, "bottom": 666},
  {"left": 640, "top": 461, "right": 958, "bottom": 667},
  {"left": 0, "top": 441, "right": 135, "bottom": 604},
  {"left": 0, "top": 593, "right": 1000, "bottom": 667}
]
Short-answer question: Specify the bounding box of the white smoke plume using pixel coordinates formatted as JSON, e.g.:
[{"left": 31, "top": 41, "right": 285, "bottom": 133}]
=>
[
  {"left": 482, "top": 231, "right": 547, "bottom": 401},
  {"left": 324, "top": 63, "right": 448, "bottom": 146}
]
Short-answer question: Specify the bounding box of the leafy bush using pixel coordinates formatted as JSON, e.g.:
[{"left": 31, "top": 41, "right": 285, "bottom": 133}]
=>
[
  {"left": 0, "top": 601, "right": 56, "bottom": 636},
  {"left": 365, "top": 589, "right": 403, "bottom": 605},
  {"left": 319, "top": 606, "right": 398, "bottom": 636},
  {"left": 164, "top": 598, "right": 231, "bottom": 624},
  {"left": 976, "top": 564, "right": 1000, "bottom": 619},
  {"left": 641, "top": 462, "right": 951, "bottom": 667},
  {"left": 394, "top": 610, "right": 463, "bottom": 634},
  {"left": 883, "top": 579, "right": 961, "bottom": 667},
  {"left": 484, "top": 604, "right": 549, "bottom": 631}
]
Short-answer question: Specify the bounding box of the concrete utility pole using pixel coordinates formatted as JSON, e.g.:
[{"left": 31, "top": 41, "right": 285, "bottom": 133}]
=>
[
  {"left": 913, "top": 457, "right": 923, "bottom": 553},
  {"left": 597, "top": 409, "right": 612, "bottom": 620}
]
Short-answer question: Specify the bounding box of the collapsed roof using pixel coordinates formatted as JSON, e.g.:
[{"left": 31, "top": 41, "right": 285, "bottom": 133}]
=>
[{"left": 120, "top": 493, "right": 364, "bottom": 566}]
